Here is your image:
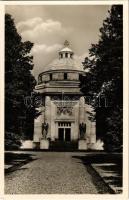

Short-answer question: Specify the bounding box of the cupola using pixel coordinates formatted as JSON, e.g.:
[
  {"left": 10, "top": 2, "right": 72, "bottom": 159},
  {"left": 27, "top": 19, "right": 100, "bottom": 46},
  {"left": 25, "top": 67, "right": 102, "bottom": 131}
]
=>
[{"left": 59, "top": 40, "right": 74, "bottom": 59}]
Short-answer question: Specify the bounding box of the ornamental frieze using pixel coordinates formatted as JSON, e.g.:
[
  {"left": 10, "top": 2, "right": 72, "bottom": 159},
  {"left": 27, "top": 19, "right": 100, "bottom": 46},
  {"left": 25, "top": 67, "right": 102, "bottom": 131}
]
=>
[{"left": 57, "top": 106, "right": 73, "bottom": 116}]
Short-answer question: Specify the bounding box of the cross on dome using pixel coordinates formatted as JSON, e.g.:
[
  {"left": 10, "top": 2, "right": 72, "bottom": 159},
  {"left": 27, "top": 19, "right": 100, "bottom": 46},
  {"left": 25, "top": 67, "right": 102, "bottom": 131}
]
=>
[{"left": 64, "top": 40, "right": 70, "bottom": 47}]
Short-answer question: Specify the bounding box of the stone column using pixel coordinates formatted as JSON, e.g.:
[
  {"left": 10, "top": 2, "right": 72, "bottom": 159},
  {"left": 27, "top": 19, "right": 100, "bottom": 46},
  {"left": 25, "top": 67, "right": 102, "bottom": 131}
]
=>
[
  {"left": 78, "top": 96, "right": 87, "bottom": 150},
  {"left": 74, "top": 101, "right": 79, "bottom": 140},
  {"left": 79, "top": 97, "right": 86, "bottom": 140},
  {"left": 90, "top": 121, "right": 96, "bottom": 144},
  {"left": 44, "top": 96, "right": 51, "bottom": 138},
  {"left": 50, "top": 101, "right": 56, "bottom": 141},
  {"left": 85, "top": 104, "right": 91, "bottom": 143},
  {"left": 55, "top": 122, "right": 58, "bottom": 140},
  {"left": 79, "top": 96, "right": 85, "bottom": 123},
  {"left": 71, "top": 122, "right": 74, "bottom": 140}
]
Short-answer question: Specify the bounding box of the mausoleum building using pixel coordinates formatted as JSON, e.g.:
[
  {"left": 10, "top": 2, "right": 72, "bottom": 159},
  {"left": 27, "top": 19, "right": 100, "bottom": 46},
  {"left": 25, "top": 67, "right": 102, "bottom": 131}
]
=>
[{"left": 33, "top": 41, "right": 96, "bottom": 150}]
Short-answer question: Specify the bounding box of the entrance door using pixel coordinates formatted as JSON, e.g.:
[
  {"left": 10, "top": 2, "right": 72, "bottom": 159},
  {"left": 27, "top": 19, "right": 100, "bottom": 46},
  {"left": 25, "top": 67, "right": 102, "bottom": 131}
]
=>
[
  {"left": 58, "top": 128, "right": 64, "bottom": 141},
  {"left": 58, "top": 122, "right": 71, "bottom": 141},
  {"left": 58, "top": 127, "right": 71, "bottom": 141},
  {"left": 65, "top": 128, "right": 71, "bottom": 141}
]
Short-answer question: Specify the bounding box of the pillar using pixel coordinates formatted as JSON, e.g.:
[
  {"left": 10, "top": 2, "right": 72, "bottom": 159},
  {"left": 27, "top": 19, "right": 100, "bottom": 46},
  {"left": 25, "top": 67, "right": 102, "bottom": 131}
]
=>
[
  {"left": 79, "top": 96, "right": 86, "bottom": 140},
  {"left": 71, "top": 122, "right": 74, "bottom": 140},
  {"left": 85, "top": 104, "right": 91, "bottom": 143},
  {"left": 90, "top": 121, "right": 96, "bottom": 144},
  {"left": 74, "top": 101, "right": 79, "bottom": 140},
  {"left": 50, "top": 101, "right": 56, "bottom": 141},
  {"left": 79, "top": 96, "right": 85, "bottom": 123},
  {"left": 44, "top": 96, "right": 51, "bottom": 138}
]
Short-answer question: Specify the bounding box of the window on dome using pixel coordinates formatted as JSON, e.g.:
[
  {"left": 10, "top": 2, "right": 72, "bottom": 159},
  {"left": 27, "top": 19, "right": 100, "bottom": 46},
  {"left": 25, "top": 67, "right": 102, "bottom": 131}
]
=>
[
  {"left": 60, "top": 54, "right": 63, "bottom": 59},
  {"left": 65, "top": 53, "right": 68, "bottom": 58},
  {"left": 64, "top": 73, "right": 67, "bottom": 80},
  {"left": 79, "top": 74, "right": 82, "bottom": 81},
  {"left": 50, "top": 74, "right": 52, "bottom": 80}
]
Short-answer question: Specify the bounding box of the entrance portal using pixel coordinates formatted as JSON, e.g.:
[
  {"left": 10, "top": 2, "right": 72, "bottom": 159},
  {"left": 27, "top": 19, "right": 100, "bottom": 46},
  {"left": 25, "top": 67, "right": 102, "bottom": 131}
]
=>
[
  {"left": 58, "top": 122, "right": 71, "bottom": 141},
  {"left": 65, "top": 128, "right": 70, "bottom": 141},
  {"left": 58, "top": 128, "right": 64, "bottom": 141}
]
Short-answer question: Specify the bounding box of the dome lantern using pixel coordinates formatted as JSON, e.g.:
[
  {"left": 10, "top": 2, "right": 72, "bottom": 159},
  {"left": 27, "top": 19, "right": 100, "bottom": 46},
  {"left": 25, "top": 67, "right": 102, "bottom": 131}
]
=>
[{"left": 59, "top": 40, "right": 74, "bottom": 59}]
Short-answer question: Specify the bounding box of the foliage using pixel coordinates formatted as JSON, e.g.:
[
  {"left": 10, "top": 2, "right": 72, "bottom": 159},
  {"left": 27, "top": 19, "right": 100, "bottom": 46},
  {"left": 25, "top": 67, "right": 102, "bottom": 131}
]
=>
[
  {"left": 5, "top": 131, "right": 22, "bottom": 150},
  {"left": 81, "top": 5, "right": 123, "bottom": 151},
  {"left": 5, "top": 14, "right": 38, "bottom": 147}
]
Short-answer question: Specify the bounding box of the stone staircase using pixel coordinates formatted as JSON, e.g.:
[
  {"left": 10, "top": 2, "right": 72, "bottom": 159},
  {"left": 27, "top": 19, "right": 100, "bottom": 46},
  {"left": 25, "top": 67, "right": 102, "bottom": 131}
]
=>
[{"left": 49, "top": 141, "right": 78, "bottom": 151}]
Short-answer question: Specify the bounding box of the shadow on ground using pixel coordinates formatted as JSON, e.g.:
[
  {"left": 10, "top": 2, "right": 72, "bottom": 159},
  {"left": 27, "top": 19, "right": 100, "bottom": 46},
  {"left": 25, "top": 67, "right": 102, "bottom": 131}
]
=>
[
  {"left": 5, "top": 152, "right": 37, "bottom": 174},
  {"left": 72, "top": 153, "right": 122, "bottom": 194}
]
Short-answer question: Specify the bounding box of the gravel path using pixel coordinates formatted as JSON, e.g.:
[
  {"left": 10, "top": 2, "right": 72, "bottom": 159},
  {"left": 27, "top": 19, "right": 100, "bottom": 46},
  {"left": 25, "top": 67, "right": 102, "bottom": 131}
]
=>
[{"left": 5, "top": 152, "right": 110, "bottom": 194}]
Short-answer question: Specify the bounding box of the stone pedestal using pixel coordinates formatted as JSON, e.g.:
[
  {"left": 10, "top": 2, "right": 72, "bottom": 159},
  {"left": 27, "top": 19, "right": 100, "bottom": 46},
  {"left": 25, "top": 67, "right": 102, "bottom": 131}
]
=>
[
  {"left": 40, "top": 139, "right": 49, "bottom": 149},
  {"left": 78, "top": 140, "right": 87, "bottom": 150}
]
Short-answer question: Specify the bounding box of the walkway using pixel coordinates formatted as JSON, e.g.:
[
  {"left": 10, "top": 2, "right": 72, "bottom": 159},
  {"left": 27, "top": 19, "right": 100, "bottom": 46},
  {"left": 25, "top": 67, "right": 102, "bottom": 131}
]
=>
[{"left": 5, "top": 152, "right": 111, "bottom": 194}]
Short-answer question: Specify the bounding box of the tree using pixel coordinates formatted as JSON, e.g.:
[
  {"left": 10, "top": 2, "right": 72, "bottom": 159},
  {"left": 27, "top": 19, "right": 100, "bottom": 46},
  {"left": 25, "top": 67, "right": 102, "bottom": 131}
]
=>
[
  {"left": 5, "top": 14, "right": 37, "bottom": 148},
  {"left": 81, "top": 5, "right": 123, "bottom": 151}
]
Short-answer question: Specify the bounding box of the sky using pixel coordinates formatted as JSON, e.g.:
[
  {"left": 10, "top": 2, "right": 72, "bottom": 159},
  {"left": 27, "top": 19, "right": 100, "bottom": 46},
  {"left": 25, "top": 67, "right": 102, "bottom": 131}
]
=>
[{"left": 6, "top": 5, "right": 110, "bottom": 79}]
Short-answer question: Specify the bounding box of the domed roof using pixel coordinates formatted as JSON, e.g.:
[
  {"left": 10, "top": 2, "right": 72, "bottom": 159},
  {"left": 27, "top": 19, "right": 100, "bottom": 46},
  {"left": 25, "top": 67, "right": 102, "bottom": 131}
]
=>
[
  {"left": 42, "top": 57, "right": 84, "bottom": 72},
  {"left": 59, "top": 47, "right": 73, "bottom": 53},
  {"left": 41, "top": 41, "right": 84, "bottom": 73}
]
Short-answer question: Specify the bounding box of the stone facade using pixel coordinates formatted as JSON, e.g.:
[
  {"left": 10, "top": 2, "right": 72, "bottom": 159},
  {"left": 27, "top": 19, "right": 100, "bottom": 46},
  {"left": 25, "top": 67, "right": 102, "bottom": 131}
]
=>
[{"left": 33, "top": 41, "right": 96, "bottom": 149}]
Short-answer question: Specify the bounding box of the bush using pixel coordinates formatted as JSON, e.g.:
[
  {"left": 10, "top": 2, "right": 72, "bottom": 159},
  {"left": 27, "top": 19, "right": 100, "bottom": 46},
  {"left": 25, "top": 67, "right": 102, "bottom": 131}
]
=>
[{"left": 5, "top": 131, "right": 22, "bottom": 150}]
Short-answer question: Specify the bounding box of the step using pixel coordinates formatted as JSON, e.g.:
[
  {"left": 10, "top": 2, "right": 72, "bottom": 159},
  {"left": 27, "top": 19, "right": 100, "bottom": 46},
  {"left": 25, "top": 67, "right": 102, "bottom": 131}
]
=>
[{"left": 50, "top": 141, "right": 78, "bottom": 151}]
